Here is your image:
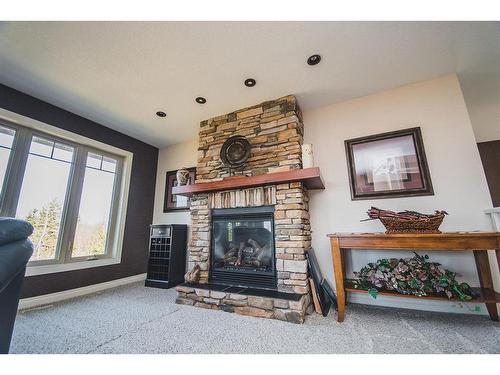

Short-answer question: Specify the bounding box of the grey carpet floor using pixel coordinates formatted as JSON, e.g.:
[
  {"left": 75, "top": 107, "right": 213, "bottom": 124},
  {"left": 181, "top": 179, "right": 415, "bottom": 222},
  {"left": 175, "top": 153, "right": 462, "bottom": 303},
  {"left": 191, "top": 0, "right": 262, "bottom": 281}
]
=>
[{"left": 10, "top": 282, "right": 500, "bottom": 354}]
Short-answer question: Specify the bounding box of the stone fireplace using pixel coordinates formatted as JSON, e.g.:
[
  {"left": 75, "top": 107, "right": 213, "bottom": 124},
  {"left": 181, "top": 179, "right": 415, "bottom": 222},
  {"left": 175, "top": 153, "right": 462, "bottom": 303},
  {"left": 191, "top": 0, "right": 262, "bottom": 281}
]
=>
[{"left": 175, "top": 95, "right": 313, "bottom": 323}]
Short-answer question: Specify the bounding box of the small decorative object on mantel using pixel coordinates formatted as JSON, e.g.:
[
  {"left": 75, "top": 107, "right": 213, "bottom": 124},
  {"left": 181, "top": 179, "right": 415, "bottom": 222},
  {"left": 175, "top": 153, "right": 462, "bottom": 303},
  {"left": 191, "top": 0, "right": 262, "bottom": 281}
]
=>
[
  {"left": 301, "top": 144, "right": 314, "bottom": 168},
  {"left": 363, "top": 206, "right": 448, "bottom": 234},
  {"left": 164, "top": 167, "right": 196, "bottom": 212},
  {"left": 176, "top": 167, "right": 191, "bottom": 186},
  {"left": 347, "top": 253, "right": 476, "bottom": 301},
  {"left": 185, "top": 264, "right": 201, "bottom": 284}
]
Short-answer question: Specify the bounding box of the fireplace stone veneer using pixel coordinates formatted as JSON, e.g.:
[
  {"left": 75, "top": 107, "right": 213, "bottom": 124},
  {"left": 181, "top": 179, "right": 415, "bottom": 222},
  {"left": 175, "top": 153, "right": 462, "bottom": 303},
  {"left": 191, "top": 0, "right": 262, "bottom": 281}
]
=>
[
  {"left": 176, "top": 283, "right": 310, "bottom": 323},
  {"left": 176, "top": 95, "right": 313, "bottom": 322}
]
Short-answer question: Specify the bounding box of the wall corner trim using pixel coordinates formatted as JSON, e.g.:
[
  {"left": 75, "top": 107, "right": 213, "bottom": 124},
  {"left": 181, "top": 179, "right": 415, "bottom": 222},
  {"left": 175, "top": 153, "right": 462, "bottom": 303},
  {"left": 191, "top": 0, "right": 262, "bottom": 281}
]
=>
[{"left": 18, "top": 273, "right": 147, "bottom": 310}]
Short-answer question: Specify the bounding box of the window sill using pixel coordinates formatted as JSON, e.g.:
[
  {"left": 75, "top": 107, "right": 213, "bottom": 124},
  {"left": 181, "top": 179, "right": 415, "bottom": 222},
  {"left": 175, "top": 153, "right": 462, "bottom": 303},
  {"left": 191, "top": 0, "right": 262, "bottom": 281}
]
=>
[{"left": 25, "top": 257, "right": 121, "bottom": 277}]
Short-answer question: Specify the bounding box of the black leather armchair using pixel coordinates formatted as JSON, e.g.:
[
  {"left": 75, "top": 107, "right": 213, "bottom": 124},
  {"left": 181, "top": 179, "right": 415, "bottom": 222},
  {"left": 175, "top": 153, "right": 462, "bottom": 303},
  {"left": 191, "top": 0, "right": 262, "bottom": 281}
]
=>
[{"left": 0, "top": 218, "right": 33, "bottom": 354}]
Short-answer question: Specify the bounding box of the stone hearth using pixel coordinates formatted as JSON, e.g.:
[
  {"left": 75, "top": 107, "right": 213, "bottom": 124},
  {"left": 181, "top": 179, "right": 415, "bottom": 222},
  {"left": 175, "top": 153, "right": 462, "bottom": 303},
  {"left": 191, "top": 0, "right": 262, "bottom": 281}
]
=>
[
  {"left": 176, "top": 283, "right": 310, "bottom": 323},
  {"left": 175, "top": 95, "right": 312, "bottom": 322}
]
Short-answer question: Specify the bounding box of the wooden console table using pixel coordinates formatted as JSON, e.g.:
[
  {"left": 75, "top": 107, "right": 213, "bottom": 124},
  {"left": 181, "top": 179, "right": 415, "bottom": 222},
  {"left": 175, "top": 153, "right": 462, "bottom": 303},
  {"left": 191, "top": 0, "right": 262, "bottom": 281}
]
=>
[{"left": 328, "top": 232, "right": 500, "bottom": 322}]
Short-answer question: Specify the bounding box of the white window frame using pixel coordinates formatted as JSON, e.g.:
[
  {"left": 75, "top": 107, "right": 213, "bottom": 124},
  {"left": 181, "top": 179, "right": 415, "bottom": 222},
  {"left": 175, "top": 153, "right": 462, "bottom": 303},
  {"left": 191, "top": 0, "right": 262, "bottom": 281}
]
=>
[
  {"left": 0, "top": 108, "right": 133, "bottom": 276},
  {"left": 65, "top": 148, "right": 124, "bottom": 264}
]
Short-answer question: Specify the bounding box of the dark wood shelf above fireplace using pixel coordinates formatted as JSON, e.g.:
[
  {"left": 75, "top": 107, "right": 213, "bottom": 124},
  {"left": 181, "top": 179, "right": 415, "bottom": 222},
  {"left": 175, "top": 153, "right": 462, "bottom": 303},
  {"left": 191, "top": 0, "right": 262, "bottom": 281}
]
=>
[{"left": 172, "top": 167, "right": 325, "bottom": 197}]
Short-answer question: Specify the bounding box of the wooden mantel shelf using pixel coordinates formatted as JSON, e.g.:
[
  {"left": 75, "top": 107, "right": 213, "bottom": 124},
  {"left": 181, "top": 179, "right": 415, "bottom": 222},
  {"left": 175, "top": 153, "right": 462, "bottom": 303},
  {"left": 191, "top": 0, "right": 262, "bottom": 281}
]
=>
[{"left": 172, "top": 167, "right": 325, "bottom": 197}]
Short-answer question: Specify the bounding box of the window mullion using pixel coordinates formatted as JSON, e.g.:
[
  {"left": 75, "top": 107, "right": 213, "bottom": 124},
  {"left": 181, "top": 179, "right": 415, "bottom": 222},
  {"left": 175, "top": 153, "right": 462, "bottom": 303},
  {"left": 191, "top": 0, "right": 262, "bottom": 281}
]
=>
[
  {"left": 59, "top": 146, "right": 87, "bottom": 263},
  {"left": 0, "top": 127, "right": 32, "bottom": 217},
  {"left": 104, "top": 156, "right": 124, "bottom": 258}
]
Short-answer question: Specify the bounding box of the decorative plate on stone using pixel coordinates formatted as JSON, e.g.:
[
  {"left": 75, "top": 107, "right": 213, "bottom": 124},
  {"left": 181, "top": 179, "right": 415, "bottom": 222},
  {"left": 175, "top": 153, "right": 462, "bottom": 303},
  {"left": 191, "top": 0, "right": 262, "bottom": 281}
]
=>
[{"left": 220, "top": 135, "right": 251, "bottom": 169}]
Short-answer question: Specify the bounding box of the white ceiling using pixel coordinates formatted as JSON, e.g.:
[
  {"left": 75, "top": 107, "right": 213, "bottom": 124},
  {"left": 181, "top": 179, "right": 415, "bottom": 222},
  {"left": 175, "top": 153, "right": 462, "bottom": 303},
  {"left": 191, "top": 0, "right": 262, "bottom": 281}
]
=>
[{"left": 0, "top": 21, "right": 499, "bottom": 148}]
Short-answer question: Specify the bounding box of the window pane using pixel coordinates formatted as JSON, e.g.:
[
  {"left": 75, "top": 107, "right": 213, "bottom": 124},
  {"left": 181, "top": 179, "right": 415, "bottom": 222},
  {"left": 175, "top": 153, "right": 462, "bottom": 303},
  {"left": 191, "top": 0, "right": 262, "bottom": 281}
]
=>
[
  {"left": 86, "top": 152, "right": 102, "bottom": 169},
  {"left": 102, "top": 156, "right": 117, "bottom": 173},
  {"left": 72, "top": 154, "right": 117, "bottom": 258},
  {"left": 0, "top": 125, "right": 15, "bottom": 200},
  {"left": 52, "top": 142, "right": 74, "bottom": 162},
  {"left": 30, "top": 136, "right": 54, "bottom": 157},
  {"left": 16, "top": 137, "right": 74, "bottom": 261},
  {"left": 0, "top": 126, "right": 15, "bottom": 148}
]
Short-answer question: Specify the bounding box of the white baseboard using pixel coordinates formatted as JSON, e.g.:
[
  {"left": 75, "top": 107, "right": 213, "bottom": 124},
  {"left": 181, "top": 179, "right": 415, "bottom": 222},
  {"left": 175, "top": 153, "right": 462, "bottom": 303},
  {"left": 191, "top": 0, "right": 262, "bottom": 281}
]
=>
[{"left": 18, "top": 273, "right": 147, "bottom": 310}]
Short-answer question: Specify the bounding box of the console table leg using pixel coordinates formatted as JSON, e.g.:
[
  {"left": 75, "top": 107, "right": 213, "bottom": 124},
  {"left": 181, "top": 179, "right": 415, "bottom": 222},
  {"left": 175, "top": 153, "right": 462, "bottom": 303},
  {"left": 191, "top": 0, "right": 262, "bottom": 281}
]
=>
[
  {"left": 330, "top": 237, "right": 345, "bottom": 322},
  {"left": 473, "top": 250, "right": 499, "bottom": 321}
]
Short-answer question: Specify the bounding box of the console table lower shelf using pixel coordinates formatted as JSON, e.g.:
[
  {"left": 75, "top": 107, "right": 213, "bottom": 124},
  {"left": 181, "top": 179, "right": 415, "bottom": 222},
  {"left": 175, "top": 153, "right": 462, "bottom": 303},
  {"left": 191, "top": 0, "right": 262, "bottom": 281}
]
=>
[{"left": 328, "top": 232, "right": 500, "bottom": 322}]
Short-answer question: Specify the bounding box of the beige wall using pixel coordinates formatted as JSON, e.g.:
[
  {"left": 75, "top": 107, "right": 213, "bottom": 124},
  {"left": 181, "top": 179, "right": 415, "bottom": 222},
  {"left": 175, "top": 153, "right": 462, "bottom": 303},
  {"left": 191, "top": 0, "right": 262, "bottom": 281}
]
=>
[
  {"left": 304, "top": 74, "right": 496, "bottom": 314},
  {"left": 154, "top": 74, "right": 498, "bottom": 315},
  {"left": 459, "top": 72, "right": 500, "bottom": 143},
  {"left": 153, "top": 140, "right": 198, "bottom": 225}
]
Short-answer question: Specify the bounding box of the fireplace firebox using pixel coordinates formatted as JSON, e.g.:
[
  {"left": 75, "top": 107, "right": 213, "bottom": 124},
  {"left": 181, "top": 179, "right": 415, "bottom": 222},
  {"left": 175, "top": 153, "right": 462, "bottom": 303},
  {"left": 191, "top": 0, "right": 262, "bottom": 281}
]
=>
[{"left": 210, "top": 206, "right": 276, "bottom": 289}]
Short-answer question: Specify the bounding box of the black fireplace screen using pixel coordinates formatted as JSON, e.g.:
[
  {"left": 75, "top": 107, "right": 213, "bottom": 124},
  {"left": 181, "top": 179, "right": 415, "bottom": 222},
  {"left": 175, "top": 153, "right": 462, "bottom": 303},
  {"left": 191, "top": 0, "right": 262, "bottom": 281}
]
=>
[{"left": 210, "top": 206, "right": 276, "bottom": 289}]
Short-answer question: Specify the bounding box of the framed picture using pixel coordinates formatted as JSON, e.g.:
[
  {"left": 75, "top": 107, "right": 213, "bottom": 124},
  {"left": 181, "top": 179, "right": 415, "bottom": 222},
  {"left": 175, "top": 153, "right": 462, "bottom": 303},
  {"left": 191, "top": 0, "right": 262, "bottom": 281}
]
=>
[
  {"left": 345, "top": 127, "right": 433, "bottom": 200},
  {"left": 163, "top": 167, "right": 196, "bottom": 212}
]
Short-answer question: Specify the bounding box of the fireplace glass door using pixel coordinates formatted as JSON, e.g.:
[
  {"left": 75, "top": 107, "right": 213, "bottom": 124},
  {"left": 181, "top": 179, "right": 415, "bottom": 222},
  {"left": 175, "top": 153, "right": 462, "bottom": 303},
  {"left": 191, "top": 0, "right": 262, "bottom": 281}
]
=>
[{"left": 210, "top": 207, "right": 276, "bottom": 289}]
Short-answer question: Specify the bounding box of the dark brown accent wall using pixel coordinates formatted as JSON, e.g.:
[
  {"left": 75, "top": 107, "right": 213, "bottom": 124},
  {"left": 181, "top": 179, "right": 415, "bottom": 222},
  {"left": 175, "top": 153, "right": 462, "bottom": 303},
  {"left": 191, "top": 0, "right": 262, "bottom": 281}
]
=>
[
  {"left": 478, "top": 140, "right": 500, "bottom": 207},
  {"left": 0, "top": 84, "right": 158, "bottom": 298}
]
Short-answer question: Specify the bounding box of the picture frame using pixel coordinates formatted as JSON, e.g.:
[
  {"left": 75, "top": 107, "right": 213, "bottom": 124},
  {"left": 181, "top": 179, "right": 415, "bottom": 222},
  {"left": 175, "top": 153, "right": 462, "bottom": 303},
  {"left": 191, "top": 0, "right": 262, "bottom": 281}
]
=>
[
  {"left": 345, "top": 127, "right": 433, "bottom": 200},
  {"left": 163, "top": 167, "right": 196, "bottom": 212}
]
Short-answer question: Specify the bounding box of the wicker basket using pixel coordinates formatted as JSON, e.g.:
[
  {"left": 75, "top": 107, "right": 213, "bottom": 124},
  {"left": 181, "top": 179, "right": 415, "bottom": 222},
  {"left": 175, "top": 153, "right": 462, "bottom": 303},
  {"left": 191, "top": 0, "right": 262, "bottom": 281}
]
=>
[{"left": 379, "top": 213, "right": 446, "bottom": 234}]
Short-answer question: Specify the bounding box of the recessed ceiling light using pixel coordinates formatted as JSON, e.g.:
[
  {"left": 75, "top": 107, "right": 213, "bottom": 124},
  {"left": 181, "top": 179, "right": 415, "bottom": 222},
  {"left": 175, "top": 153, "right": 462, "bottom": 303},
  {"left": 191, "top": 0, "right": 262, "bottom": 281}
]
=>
[
  {"left": 244, "top": 78, "right": 256, "bottom": 87},
  {"left": 156, "top": 111, "right": 166, "bottom": 117},
  {"left": 195, "top": 97, "right": 207, "bottom": 104},
  {"left": 307, "top": 54, "right": 321, "bottom": 66}
]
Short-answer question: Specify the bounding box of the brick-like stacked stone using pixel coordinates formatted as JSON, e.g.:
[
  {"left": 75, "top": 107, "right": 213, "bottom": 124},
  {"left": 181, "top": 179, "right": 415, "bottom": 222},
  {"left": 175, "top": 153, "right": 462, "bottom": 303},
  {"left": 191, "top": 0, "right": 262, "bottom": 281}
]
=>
[
  {"left": 176, "top": 285, "right": 312, "bottom": 324},
  {"left": 181, "top": 94, "right": 312, "bottom": 322},
  {"left": 188, "top": 194, "right": 210, "bottom": 283},
  {"left": 196, "top": 95, "right": 304, "bottom": 182},
  {"left": 275, "top": 182, "right": 311, "bottom": 294}
]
